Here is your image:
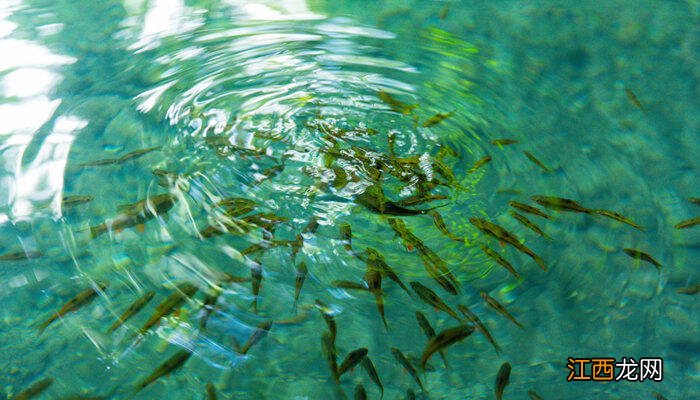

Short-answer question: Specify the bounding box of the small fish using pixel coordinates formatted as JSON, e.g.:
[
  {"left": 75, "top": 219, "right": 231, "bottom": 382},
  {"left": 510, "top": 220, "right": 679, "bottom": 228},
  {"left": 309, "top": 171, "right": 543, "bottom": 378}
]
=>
[
  {"left": 321, "top": 332, "right": 339, "bottom": 383},
  {"left": 491, "top": 139, "right": 518, "bottom": 146},
  {"left": 523, "top": 151, "right": 553, "bottom": 172},
  {"left": 356, "top": 183, "right": 429, "bottom": 216},
  {"left": 274, "top": 309, "right": 311, "bottom": 325},
  {"left": 138, "top": 282, "right": 198, "bottom": 335},
  {"left": 689, "top": 198, "right": 700, "bottom": 206},
  {"left": 199, "top": 290, "right": 221, "bottom": 329},
  {"left": 429, "top": 210, "right": 463, "bottom": 242},
  {"left": 410, "top": 282, "right": 461, "bottom": 321},
  {"left": 135, "top": 349, "right": 192, "bottom": 392},
  {"left": 293, "top": 262, "right": 308, "bottom": 310},
  {"left": 651, "top": 391, "right": 668, "bottom": 400},
  {"left": 509, "top": 211, "right": 550, "bottom": 239},
  {"left": 457, "top": 305, "right": 501, "bottom": 354},
  {"left": 481, "top": 292, "right": 524, "bottom": 330},
  {"left": 332, "top": 280, "right": 369, "bottom": 291},
  {"left": 366, "top": 247, "right": 411, "bottom": 296},
  {"left": 354, "top": 384, "right": 367, "bottom": 400},
  {"left": 0, "top": 250, "right": 43, "bottom": 261},
  {"left": 397, "top": 194, "right": 449, "bottom": 207},
  {"left": 339, "top": 223, "right": 353, "bottom": 252},
  {"left": 624, "top": 88, "right": 645, "bottom": 112},
  {"left": 107, "top": 291, "right": 155, "bottom": 333},
  {"left": 250, "top": 263, "right": 263, "bottom": 313},
  {"left": 118, "top": 146, "right": 160, "bottom": 163},
  {"left": 364, "top": 269, "right": 388, "bottom": 329},
  {"left": 217, "top": 197, "right": 257, "bottom": 214},
  {"left": 391, "top": 347, "right": 425, "bottom": 392},
  {"left": 377, "top": 91, "right": 417, "bottom": 115},
  {"left": 338, "top": 348, "right": 369, "bottom": 376},
  {"left": 78, "top": 158, "right": 119, "bottom": 167},
  {"left": 361, "top": 356, "right": 384, "bottom": 399},
  {"left": 468, "top": 155, "right": 492, "bottom": 173},
  {"left": 422, "top": 112, "right": 453, "bottom": 127},
  {"left": 415, "top": 311, "right": 449, "bottom": 368},
  {"left": 623, "top": 248, "right": 662, "bottom": 270},
  {"left": 90, "top": 194, "right": 177, "bottom": 238},
  {"left": 62, "top": 195, "right": 94, "bottom": 208},
  {"left": 406, "top": 389, "right": 416, "bottom": 400},
  {"left": 438, "top": 5, "right": 449, "bottom": 19},
  {"left": 508, "top": 201, "right": 552, "bottom": 220},
  {"left": 592, "top": 209, "right": 644, "bottom": 231},
  {"left": 530, "top": 196, "right": 592, "bottom": 213},
  {"left": 14, "top": 377, "right": 53, "bottom": 400},
  {"left": 315, "top": 299, "right": 337, "bottom": 344},
  {"left": 677, "top": 284, "right": 700, "bottom": 295},
  {"left": 39, "top": 282, "right": 108, "bottom": 332},
  {"left": 420, "top": 324, "right": 475, "bottom": 368},
  {"left": 470, "top": 218, "right": 547, "bottom": 271},
  {"left": 675, "top": 216, "right": 700, "bottom": 229},
  {"left": 495, "top": 362, "right": 511, "bottom": 400},
  {"left": 239, "top": 320, "right": 273, "bottom": 354},
  {"left": 481, "top": 245, "right": 521, "bottom": 279},
  {"left": 302, "top": 216, "right": 320, "bottom": 234},
  {"left": 206, "top": 382, "right": 217, "bottom": 400},
  {"left": 527, "top": 390, "right": 544, "bottom": 400}
]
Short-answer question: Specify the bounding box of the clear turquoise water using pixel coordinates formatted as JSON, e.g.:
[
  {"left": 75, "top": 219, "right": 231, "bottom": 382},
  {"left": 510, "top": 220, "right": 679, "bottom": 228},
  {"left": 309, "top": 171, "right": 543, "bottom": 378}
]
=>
[{"left": 0, "top": 1, "right": 698, "bottom": 399}]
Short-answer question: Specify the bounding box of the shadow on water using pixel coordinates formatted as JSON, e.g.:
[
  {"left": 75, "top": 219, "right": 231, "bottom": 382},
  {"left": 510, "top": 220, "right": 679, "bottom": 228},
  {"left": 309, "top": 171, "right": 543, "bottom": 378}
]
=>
[{"left": 0, "top": 0, "right": 697, "bottom": 399}]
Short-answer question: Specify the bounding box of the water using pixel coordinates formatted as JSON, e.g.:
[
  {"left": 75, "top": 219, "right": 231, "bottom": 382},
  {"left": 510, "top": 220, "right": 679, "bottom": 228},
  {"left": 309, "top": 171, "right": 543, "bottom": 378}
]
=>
[{"left": 0, "top": 0, "right": 698, "bottom": 399}]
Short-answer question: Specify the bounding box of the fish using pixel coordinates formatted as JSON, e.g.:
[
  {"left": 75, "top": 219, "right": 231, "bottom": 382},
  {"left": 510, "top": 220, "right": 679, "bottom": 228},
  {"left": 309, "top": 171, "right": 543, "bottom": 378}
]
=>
[
  {"left": 0, "top": 250, "right": 43, "bottom": 261},
  {"left": 527, "top": 390, "right": 544, "bottom": 400},
  {"left": 62, "top": 195, "right": 94, "bottom": 208},
  {"left": 397, "top": 194, "right": 449, "bottom": 207},
  {"left": 321, "top": 332, "right": 340, "bottom": 383},
  {"left": 415, "top": 311, "right": 449, "bottom": 368},
  {"left": 470, "top": 217, "right": 547, "bottom": 271},
  {"left": 274, "top": 309, "right": 311, "bottom": 326},
  {"left": 250, "top": 262, "right": 263, "bottom": 313},
  {"left": 410, "top": 282, "right": 461, "bottom": 321},
  {"left": 364, "top": 269, "right": 388, "bottom": 329},
  {"left": 508, "top": 201, "right": 552, "bottom": 220},
  {"left": 217, "top": 197, "right": 257, "bottom": 212},
  {"left": 39, "top": 282, "right": 108, "bottom": 333},
  {"left": 428, "top": 210, "right": 464, "bottom": 242},
  {"left": 332, "top": 281, "right": 369, "bottom": 291},
  {"left": 422, "top": 112, "right": 453, "bottom": 127},
  {"left": 90, "top": 194, "right": 177, "bottom": 238},
  {"left": 623, "top": 248, "right": 662, "bottom": 270},
  {"left": 315, "top": 299, "right": 337, "bottom": 344},
  {"left": 239, "top": 320, "right": 273, "bottom": 354},
  {"left": 389, "top": 218, "right": 460, "bottom": 294},
  {"left": 406, "top": 389, "right": 416, "bottom": 400},
  {"left": 354, "top": 385, "right": 367, "bottom": 400},
  {"left": 677, "top": 284, "right": 700, "bottom": 295},
  {"left": 420, "top": 324, "right": 475, "bottom": 369},
  {"left": 675, "top": 216, "right": 700, "bottom": 229},
  {"left": 530, "top": 196, "right": 593, "bottom": 213},
  {"left": 438, "top": 5, "right": 449, "bottom": 19},
  {"left": 107, "top": 291, "right": 155, "bottom": 333},
  {"left": 14, "top": 377, "right": 53, "bottom": 400},
  {"left": 135, "top": 349, "right": 192, "bottom": 393},
  {"left": 117, "top": 146, "right": 160, "bottom": 163},
  {"left": 356, "top": 183, "right": 429, "bottom": 216},
  {"left": 206, "top": 383, "right": 217, "bottom": 400},
  {"left": 78, "top": 158, "right": 119, "bottom": 167},
  {"left": 481, "top": 245, "right": 521, "bottom": 279},
  {"left": 651, "top": 391, "right": 668, "bottom": 400},
  {"left": 468, "top": 155, "right": 492, "bottom": 173},
  {"left": 391, "top": 347, "right": 425, "bottom": 392},
  {"left": 302, "top": 216, "right": 320, "bottom": 234},
  {"left": 495, "top": 362, "right": 511, "bottom": 400},
  {"left": 256, "top": 163, "right": 285, "bottom": 184},
  {"left": 457, "top": 305, "right": 501, "bottom": 354},
  {"left": 624, "top": 88, "right": 645, "bottom": 112},
  {"left": 481, "top": 292, "right": 524, "bottom": 330},
  {"left": 523, "top": 151, "right": 553, "bottom": 172},
  {"left": 689, "top": 198, "right": 700, "bottom": 206},
  {"left": 339, "top": 223, "right": 353, "bottom": 252},
  {"left": 338, "top": 348, "right": 369, "bottom": 376},
  {"left": 377, "top": 90, "right": 417, "bottom": 115},
  {"left": 361, "top": 356, "right": 384, "bottom": 399},
  {"left": 138, "top": 282, "right": 198, "bottom": 335},
  {"left": 199, "top": 290, "right": 221, "bottom": 329},
  {"left": 592, "top": 209, "right": 644, "bottom": 231},
  {"left": 293, "top": 262, "right": 308, "bottom": 310},
  {"left": 491, "top": 139, "right": 518, "bottom": 146},
  {"left": 366, "top": 247, "right": 411, "bottom": 296},
  {"left": 509, "top": 211, "right": 550, "bottom": 239}
]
